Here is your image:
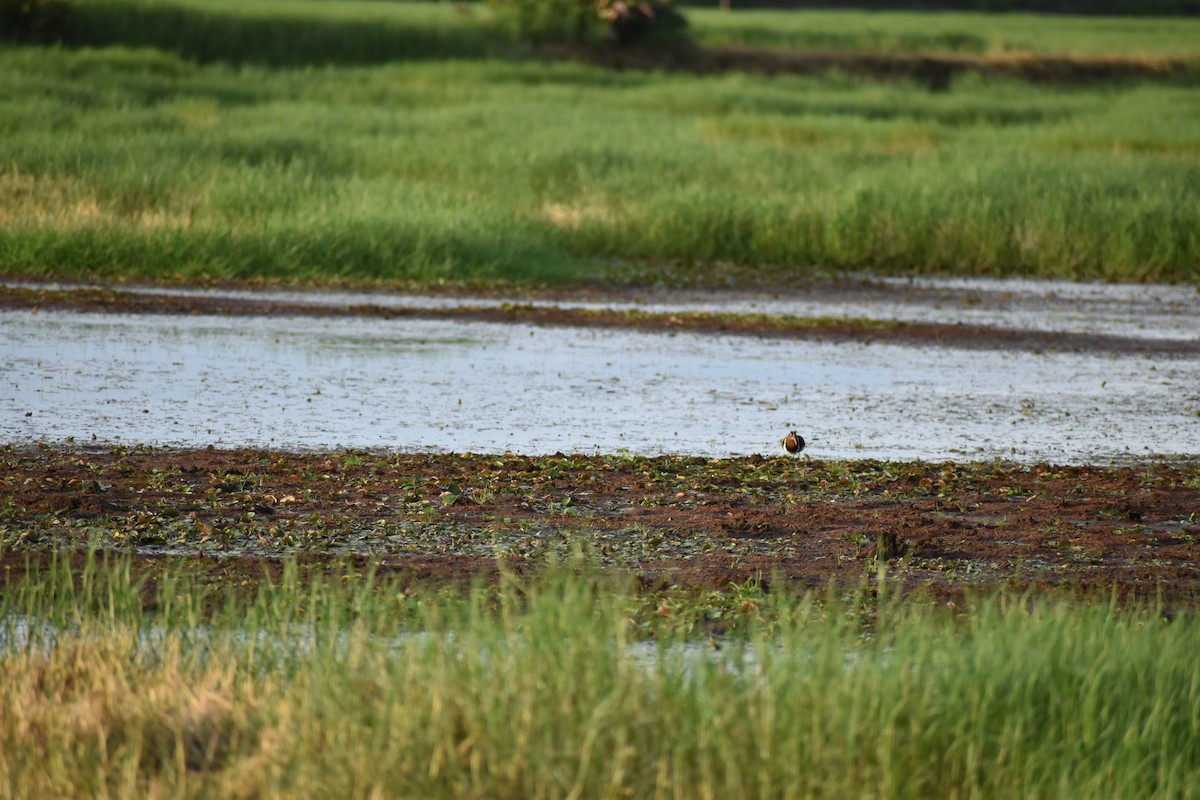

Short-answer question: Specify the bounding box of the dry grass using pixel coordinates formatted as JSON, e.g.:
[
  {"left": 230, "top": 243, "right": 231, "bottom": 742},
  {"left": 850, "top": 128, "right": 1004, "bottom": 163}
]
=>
[
  {"left": 2, "top": 632, "right": 272, "bottom": 796},
  {"left": 0, "top": 168, "right": 210, "bottom": 234}
]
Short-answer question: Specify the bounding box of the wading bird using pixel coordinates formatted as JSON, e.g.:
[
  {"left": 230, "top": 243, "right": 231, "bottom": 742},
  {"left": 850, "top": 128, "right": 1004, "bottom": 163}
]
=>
[{"left": 782, "top": 430, "right": 805, "bottom": 454}]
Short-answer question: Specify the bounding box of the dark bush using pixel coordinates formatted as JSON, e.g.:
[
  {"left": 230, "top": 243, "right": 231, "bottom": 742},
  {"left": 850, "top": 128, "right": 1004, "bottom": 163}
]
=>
[
  {"left": 602, "top": 1, "right": 689, "bottom": 47},
  {"left": 0, "top": 0, "right": 70, "bottom": 43},
  {"left": 488, "top": 0, "right": 690, "bottom": 49}
]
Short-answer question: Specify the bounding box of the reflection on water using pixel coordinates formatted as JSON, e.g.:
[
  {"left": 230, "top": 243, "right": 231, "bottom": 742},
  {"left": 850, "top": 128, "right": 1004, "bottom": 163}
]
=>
[{"left": 2, "top": 309, "right": 1198, "bottom": 463}]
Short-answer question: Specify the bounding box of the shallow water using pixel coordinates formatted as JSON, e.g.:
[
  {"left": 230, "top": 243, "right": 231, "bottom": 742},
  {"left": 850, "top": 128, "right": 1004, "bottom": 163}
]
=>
[
  {"left": 1, "top": 612, "right": 764, "bottom": 675},
  {"left": 15, "top": 277, "right": 1199, "bottom": 341},
  {"left": 3, "top": 307, "right": 1198, "bottom": 463}
]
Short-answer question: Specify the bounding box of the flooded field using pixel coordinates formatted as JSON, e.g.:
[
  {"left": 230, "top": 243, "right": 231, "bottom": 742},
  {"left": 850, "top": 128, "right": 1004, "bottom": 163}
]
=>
[
  {"left": 2, "top": 278, "right": 1198, "bottom": 464},
  {"left": 4, "top": 280, "right": 1200, "bottom": 601}
]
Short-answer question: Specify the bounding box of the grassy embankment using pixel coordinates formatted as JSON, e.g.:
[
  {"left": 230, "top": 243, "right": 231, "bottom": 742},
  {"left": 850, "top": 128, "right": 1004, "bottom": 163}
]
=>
[
  {"left": 1, "top": 0, "right": 1199, "bottom": 286},
  {"left": 2, "top": 551, "right": 1198, "bottom": 798}
]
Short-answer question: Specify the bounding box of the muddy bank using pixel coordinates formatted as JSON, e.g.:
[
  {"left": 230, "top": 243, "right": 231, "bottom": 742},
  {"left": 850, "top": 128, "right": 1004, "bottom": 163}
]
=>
[
  {"left": 2, "top": 283, "right": 1196, "bottom": 355},
  {"left": 3, "top": 447, "right": 1199, "bottom": 603}
]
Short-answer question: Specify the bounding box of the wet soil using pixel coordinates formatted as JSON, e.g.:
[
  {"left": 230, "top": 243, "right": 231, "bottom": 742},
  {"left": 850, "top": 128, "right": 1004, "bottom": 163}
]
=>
[
  {"left": 4, "top": 280, "right": 1197, "bottom": 604},
  {"left": 3, "top": 446, "right": 1198, "bottom": 605},
  {"left": 2, "top": 283, "right": 1196, "bottom": 355}
]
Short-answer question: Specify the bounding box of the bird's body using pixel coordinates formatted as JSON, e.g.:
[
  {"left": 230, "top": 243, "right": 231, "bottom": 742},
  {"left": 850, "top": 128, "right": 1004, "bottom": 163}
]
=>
[{"left": 783, "top": 431, "right": 805, "bottom": 454}]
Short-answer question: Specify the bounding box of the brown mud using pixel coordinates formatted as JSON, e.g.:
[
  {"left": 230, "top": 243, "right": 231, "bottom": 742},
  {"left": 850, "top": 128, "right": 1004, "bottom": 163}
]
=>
[
  {"left": 3, "top": 447, "right": 1198, "bottom": 605},
  {"left": 2, "top": 284, "right": 1195, "bottom": 355},
  {"left": 4, "top": 282, "right": 1198, "bottom": 604}
]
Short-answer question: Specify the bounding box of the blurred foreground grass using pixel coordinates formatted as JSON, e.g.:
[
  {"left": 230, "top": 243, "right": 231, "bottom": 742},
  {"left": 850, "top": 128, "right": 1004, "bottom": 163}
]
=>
[{"left": 2, "top": 551, "right": 1198, "bottom": 798}]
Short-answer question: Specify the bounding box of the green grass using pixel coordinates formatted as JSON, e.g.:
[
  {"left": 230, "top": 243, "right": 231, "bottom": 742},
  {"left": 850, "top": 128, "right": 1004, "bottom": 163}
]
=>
[
  {"left": 686, "top": 8, "right": 1200, "bottom": 58},
  {"left": 2, "top": 551, "right": 1198, "bottom": 798},
  {"left": 1, "top": 0, "right": 1199, "bottom": 285},
  {"left": 681, "top": 0, "right": 1200, "bottom": 17}
]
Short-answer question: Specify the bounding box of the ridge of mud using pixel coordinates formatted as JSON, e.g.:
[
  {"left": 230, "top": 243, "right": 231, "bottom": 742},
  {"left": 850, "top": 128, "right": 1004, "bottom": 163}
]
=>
[{"left": 2, "top": 284, "right": 1195, "bottom": 355}]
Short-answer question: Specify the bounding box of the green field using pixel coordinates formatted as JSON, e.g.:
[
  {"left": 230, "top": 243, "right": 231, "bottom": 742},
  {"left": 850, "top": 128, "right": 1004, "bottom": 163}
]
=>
[
  {"left": 1, "top": 0, "right": 1199, "bottom": 286},
  {"left": 2, "top": 552, "right": 1197, "bottom": 798}
]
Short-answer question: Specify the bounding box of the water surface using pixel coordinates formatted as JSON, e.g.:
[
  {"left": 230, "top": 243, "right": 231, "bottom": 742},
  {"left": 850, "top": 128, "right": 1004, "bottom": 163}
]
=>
[{"left": 4, "top": 309, "right": 1197, "bottom": 463}]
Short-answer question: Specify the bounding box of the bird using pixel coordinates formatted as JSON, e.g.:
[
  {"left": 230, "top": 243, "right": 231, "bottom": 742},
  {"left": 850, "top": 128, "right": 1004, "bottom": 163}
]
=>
[{"left": 782, "top": 430, "right": 805, "bottom": 454}]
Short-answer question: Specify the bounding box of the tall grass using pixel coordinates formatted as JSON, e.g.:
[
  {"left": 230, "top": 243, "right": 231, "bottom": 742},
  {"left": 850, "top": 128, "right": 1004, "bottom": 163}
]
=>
[
  {"left": 1, "top": 1, "right": 1199, "bottom": 285},
  {"left": 2, "top": 552, "right": 1198, "bottom": 798}
]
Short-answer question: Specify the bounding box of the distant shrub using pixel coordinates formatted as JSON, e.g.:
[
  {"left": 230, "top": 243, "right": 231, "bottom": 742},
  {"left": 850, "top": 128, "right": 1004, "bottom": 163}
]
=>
[
  {"left": 0, "top": 0, "right": 70, "bottom": 42},
  {"left": 488, "top": 0, "right": 689, "bottom": 48},
  {"left": 602, "top": 1, "right": 688, "bottom": 47}
]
